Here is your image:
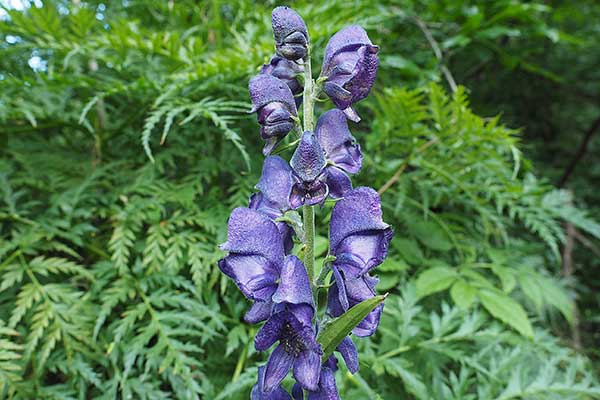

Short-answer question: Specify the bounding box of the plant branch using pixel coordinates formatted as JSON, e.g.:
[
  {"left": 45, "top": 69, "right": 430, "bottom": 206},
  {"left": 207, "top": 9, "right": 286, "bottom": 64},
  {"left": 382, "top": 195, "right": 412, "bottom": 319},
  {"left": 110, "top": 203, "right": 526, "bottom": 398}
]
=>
[{"left": 558, "top": 115, "right": 600, "bottom": 187}]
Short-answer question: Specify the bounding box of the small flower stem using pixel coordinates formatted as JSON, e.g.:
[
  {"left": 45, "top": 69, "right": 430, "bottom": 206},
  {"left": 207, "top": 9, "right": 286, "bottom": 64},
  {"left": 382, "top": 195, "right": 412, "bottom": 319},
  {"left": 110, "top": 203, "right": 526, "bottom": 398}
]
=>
[{"left": 301, "top": 45, "right": 317, "bottom": 297}]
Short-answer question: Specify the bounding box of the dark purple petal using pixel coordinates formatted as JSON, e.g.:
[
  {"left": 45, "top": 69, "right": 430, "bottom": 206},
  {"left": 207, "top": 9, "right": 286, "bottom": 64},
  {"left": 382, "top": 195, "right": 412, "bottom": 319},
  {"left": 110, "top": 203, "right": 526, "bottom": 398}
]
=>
[
  {"left": 319, "top": 26, "right": 379, "bottom": 121},
  {"left": 329, "top": 187, "right": 391, "bottom": 255},
  {"left": 291, "top": 384, "right": 304, "bottom": 400},
  {"left": 256, "top": 156, "right": 294, "bottom": 212},
  {"left": 315, "top": 109, "right": 362, "bottom": 174},
  {"left": 272, "top": 255, "right": 314, "bottom": 307},
  {"left": 218, "top": 255, "right": 278, "bottom": 301},
  {"left": 245, "top": 300, "right": 274, "bottom": 324},
  {"left": 307, "top": 367, "right": 340, "bottom": 400},
  {"left": 255, "top": 312, "right": 286, "bottom": 351},
  {"left": 250, "top": 74, "right": 298, "bottom": 114},
  {"left": 337, "top": 337, "right": 359, "bottom": 374},
  {"left": 264, "top": 344, "right": 295, "bottom": 392},
  {"left": 287, "top": 303, "right": 315, "bottom": 329},
  {"left": 261, "top": 56, "right": 304, "bottom": 96},
  {"left": 272, "top": 7, "right": 309, "bottom": 61},
  {"left": 252, "top": 366, "right": 292, "bottom": 400},
  {"left": 324, "top": 166, "right": 352, "bottom": 199},
  {"left": 353, "top": 302, "right": 383, "bottom": 337},
  {"left": 331, "top": 266, "right": 349, "bottom": 311},
  {"left": 221, "top": 207, "right": 285, "bottom": 265},
  {"left": 291, "top": 132, "right": 326, "bottom": 182},
  {"left": 293, "top": 349, "right": 321, "bottom": 391},
  {"left": 336, "top": 229, "right": 393, "bottom": 273}
]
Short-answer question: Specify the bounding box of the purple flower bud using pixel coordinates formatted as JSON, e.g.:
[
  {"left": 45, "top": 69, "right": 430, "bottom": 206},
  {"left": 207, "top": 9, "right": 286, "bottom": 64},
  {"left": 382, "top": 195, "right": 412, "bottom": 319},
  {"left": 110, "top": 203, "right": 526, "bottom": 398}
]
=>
[
  {"left": 272, "top": 6, "right": 309, "bottom": 61},
  {"left": 250, "top": 74, "right": 298, "bottom": 155},
  {"left": 289, "top": 131, "right": 329, "bottom": 208},
  {"left": 320, "top": 26, "right": 379, "bottom": 122},
  {"left": 261, "top": 56, "right": 304, "bottom": 99}
]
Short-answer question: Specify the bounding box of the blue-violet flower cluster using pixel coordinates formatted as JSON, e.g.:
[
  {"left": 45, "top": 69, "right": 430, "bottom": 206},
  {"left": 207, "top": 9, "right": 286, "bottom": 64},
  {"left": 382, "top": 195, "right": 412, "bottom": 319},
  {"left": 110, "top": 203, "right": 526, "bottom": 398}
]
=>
[{"left": 219, "top": 6, "right": 392, "bottom": 398}]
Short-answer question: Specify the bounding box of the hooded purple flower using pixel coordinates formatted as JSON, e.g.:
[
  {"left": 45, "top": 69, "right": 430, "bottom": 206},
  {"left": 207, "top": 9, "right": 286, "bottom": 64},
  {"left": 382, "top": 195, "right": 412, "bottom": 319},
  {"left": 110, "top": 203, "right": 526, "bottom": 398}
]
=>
[
  {"left": 272, "top": 6, "right": 309, "bottom": 61},
  {"left": 326, "top": 187, "right": 393, "bottom": 336},
  {"left": 218, "top": 208, "right": 285, "bottom": 323},
  {"left": 319, "top": 26, "right": 379, "bottom": 122},
  {"left": 249, "top": 156, "right": 295, "bottom": 253},
  {"left": 255, "top": 256, "right": 322, "bottom": 392},
  {"left": 289, "top": 131, "right": 329, "bottom": 208},
  {"left": 250, "top": 74, "right": 298, "bottom": 156},
  {"left": 252, "top": 366, "right": 292, "bottom": 400},
  {"left": 261, "top": 56, "right": 304, "bottom": 103},
  {"left": 314, "top": 109, "right": 363, "bottom": 198}
]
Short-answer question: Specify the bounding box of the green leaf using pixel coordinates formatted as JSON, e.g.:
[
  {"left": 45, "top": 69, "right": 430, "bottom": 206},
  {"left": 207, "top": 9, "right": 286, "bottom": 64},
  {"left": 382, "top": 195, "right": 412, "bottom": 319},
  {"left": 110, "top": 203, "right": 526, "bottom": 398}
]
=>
[
  {"left": 415, "top": 266, "right": 457, "bottom": 297},
  {"left": 479, "top": 289, "right": 533, "bottom": 338},
  {"left": 317, "top": 294, "right": 387, "bottom": 361},
  {"left": 450, "top": 280, "right": 477, "bottom": 309}
]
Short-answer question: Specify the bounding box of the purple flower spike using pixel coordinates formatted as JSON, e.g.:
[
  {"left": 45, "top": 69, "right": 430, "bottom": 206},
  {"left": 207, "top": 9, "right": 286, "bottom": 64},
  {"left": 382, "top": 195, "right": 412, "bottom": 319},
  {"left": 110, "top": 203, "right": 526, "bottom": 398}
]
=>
[
  {"left": 261, "top": 56, "right": 304, "bottom": 102},
  {"left": 255, "top": 256, "right": 322, "bottom": 392},
  {"left": 289, "top": 132, "right": 329, "bottom": 208},
  {"left": 249, "top": 74, "right": 298, "bottom": 155},
  {"left": 252, "top": 365, "right": 292, "bottom": 400},
  {"left": 272, "top": 6, "right": 309, "bottom": 61},
  {"left": 319, "top": 26, "right": 379, "bottom": 122},
  {"left": 249, "top": 156, "right": 295, "bottom": 253}
]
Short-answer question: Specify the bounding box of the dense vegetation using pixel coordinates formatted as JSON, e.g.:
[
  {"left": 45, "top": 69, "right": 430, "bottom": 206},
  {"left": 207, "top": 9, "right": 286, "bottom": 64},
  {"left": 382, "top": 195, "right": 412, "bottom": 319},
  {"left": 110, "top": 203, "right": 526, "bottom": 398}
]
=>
[{"left": 1, "top": 0, "right": 599, "bottom": 398}]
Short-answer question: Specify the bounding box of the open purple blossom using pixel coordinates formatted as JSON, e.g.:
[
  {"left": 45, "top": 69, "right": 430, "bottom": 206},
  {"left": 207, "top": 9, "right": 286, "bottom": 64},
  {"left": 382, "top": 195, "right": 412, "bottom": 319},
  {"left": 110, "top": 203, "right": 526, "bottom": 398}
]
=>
[
  {"left": 319, "top": 26, "right": 379, "bottom": 122},
  {"left": 250, "top": 74, "right": 298, "bottom": 155},
  {"left": 261, "top": 56, "right": 304, "bottom": 106},
  {"left": 315, "top": 109, "right": 363, "bottom": 198},
  {"left": 218, "top": 208, "right": 284, "bottom": 323},
  {"left": 289, "top": 131, "right": 329, "bottom": 208},
  {"left": 327, "top": 187, "right": 393, "bottom": 336},
  {"left": 272, "top": 6, "right": 309, "bottom": 61},
  {"left": 255, "top": 256, "right": 322, "bottom": 392},
  {"left": 249, "top": 156, "right": 295, "bottom": 253}
]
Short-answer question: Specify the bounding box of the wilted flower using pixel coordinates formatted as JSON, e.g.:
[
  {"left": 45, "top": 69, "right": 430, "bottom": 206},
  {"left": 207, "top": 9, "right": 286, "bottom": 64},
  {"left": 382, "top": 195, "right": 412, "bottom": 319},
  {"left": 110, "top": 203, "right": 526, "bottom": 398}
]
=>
[
  {"left": 315, "top": 109, "right": 363, "bottom": 198},
  {"left": 249, "top": 156, "right": 295, "bottom": 253},
  {"left": 250, "top": 74, "right": 298, "bottom": 155},
  {"left": 272, "top": 6, "right": 309, "bottom": 61},
  {"left": 218, "top": 207, "right": 285, "bottom": 323},
  {"left": 289, "top": 131, "right": 328, "bottom": 208},
  {"left": 255, "top": 256, "right": 322, "bottom": 391},
  {"left": 261, "top": 56, "right": 304, "bottom": 104},
  {"left": 327, "top": 187, "right": 393, "bottom": 336},
  {"left": 319, "top": 26, "right": 379, "bottom": 122}
]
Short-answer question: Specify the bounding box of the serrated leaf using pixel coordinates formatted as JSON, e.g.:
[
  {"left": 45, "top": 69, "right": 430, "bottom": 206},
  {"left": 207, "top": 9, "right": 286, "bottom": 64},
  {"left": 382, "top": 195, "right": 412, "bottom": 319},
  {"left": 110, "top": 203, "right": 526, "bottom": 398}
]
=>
[
  {"left": 317, "top": 295, "right": 386, "bottom": 361},
  {"left": 479, "top": 289, "right": 533, "bottom": 338},
  {"left": 415, "top": 267, "right": 457, "bottom": 297},
  {"left": 450, "top": 280, "right": 477, "bottom": 309}
]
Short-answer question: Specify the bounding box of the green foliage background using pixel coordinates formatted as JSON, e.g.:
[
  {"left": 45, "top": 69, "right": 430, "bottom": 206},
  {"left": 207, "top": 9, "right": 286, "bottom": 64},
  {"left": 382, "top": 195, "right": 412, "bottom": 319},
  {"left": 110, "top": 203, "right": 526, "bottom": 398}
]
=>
[{"left": 1, "top": 0, "right": 599, "bottom": 398}]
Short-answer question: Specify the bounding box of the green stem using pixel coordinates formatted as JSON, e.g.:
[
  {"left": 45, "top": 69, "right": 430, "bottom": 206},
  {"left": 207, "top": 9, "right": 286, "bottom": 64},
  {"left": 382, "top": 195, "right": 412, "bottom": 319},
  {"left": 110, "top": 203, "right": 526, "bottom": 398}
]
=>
[{"left": 302, "top": 46, "right": 314, "bottom": 132}]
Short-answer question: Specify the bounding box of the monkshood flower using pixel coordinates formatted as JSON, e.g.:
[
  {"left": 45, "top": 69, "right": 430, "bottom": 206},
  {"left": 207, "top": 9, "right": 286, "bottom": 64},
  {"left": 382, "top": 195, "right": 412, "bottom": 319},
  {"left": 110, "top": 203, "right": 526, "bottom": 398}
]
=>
[
  {"left": 319, "top": 26, "right": 379, "bottom": 122},
  {"left": 289, "top": 131, "right": 328, "bottom": 208},
  {"left": 250, "top": 74, "right": 298, "bottom": 156},
  {"left": 218, "top": 207, "right": 285, "bottom": 323},
  {"left": 255, "top": 255, "right": 322, "bottom": 392},
  {"left": 261, "top": 56, "right": 304, "bottom": 103},
  {"left": 272, "top": 6, "right": 309, "bottom": 61},
  {"left": 327, "top": 187, "right": 393, "bottom": 336},
  {"left": 314, "top": 109, "right": 363, "bottom": 198},
  {"left": 249, "top": 156, "right": 295, "bottom": 254}
]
